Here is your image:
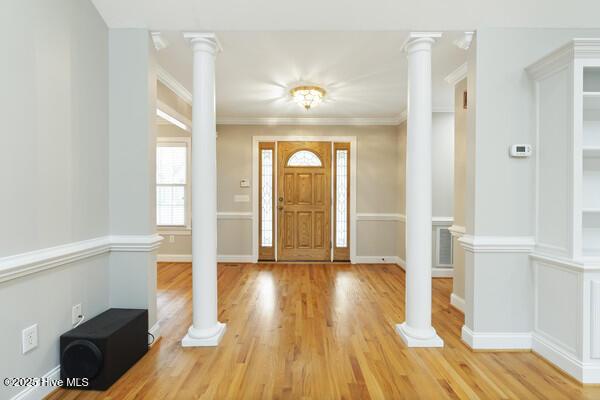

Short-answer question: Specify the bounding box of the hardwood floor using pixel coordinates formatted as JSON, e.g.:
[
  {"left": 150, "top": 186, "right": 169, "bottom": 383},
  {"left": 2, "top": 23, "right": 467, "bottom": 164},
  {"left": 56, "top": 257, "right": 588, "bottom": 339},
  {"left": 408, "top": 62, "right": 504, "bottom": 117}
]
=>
[{"left": 49, "top": 262, "right": 600, "bottom": 399}]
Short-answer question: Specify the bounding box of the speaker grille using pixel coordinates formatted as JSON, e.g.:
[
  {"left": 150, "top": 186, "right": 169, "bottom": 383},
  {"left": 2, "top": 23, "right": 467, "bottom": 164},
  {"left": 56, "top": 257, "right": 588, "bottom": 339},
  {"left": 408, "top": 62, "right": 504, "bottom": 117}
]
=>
[{"left": 61, "top": 339, "right": 103, "bottom": 380}]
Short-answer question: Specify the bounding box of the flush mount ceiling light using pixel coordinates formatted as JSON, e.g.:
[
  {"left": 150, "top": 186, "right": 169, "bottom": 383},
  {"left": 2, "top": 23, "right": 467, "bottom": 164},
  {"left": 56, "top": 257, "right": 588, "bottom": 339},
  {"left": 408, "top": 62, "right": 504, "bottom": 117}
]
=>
[{"left": 290, "top": 85, "right": 326, "bottom": 110}]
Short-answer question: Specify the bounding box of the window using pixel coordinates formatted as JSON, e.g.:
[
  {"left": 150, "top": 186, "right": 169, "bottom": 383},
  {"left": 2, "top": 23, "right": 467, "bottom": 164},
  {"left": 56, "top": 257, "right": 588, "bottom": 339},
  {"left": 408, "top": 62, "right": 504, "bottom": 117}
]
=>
[
  {"left": 259, "top": 142, "right": 275, "bottom": 260},
  {"left": 287, "top": 150, "right": 322, "bottom": 167},
  {"left": 334, "top": 143, "right": 350, "bottom": 260},
  {"left": 156, "top": 140, "right": 190, "bottom": 227}
]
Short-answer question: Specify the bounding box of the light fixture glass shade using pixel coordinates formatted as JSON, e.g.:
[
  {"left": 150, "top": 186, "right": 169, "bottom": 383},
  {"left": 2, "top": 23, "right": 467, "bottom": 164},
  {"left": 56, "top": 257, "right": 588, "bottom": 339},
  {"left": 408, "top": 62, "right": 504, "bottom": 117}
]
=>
[{"left": 290, "top": 86, "right": 326, "bottom": 110}]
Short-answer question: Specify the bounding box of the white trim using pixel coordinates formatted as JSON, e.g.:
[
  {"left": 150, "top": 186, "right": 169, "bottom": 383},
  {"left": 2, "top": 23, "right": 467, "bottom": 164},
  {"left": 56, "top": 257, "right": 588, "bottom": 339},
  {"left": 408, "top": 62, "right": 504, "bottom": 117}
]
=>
[
  {"left": 450, "top": 293, "right": 465, "bottom": 313},
  {"left": 533, "top": 332, "right": 600, "bottom": 384},
  {"left": 109, "top": 234, "right": 164, "bottom": 252},
  {"left": 458, "top": 235, "right": 536, "bottom": 253},
  {"left": 156, "top": 65, "right": 192, "bottom": 105},
  {"left": 530, "top": 252, "right": 600, "bottom": 272},
  {"left": 10, "top": 365, "right": 61, "bottom": 400},
  {"left": 157, "top": 254, "right": 256, "bottom": 263},
  {"left": 151, "top": 31, "right": 169, "bottom": 51},
  {"left": 0, "top": 237, "right": 111, "bottom": 284},
  {"left": 252, "top": 135, "right": 357, "bottom": 263},
  {"left": 444, "top": 62, "right": 468, "bottom": 86},
  {"left": 217, "top": 116, "right": 405, "bottom": 126},
  {"left": 526, "top": 38, "right": 600, "bottom": 80},
  {"left": 158, "top": 229, "right": 191, "bottom": 236},
  {"left": 149, "top": 321, "right": 161, "bottom": 346},
  {"left": 156, "top": 100, "right": 191, "bottom": 132},
  {"left": 432, "top": 216, "right": 454, "bottom": 225},
  {"left": 216, "top": 109, "right": 452, "bottom": 127},
  {"left": 356, "top": 213, "right": 405, "bottom": 222},
  {"left": 217, "top": 255, "right": 255, "bottom": 263},
  {"left": 448, "top": 224, "right": 466, "bottom": 237},
  {"left": 0, "top": 235, "right": 164, "bottom": 283},
  {"left": 352, "top": 256, "right": 402, "bottom": 264},
  {"left": 217, "top": 211, "right": 253, "bottom": 220},
  {"left": 432, "top": 267, "right": 453, "bottom": 278},
  {"left": 157, "top": 254, "right": 192, "bottom": 262},
  {"left": 461, "top": 326, "right": 533, "bottom": 350}
]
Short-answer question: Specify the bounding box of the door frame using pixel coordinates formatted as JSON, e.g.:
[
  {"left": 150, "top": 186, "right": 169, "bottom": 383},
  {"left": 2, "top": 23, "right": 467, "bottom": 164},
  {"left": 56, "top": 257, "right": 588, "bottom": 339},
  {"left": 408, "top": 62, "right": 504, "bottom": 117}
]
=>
[{"left": 252, "top": 135, "right": 357, "bottom": 263}]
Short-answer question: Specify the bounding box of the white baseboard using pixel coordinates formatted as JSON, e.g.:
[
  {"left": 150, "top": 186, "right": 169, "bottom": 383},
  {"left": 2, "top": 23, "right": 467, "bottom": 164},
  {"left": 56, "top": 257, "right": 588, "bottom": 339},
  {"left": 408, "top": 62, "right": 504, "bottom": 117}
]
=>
[
  {"left": 10, "top": 365, "right": 60, "bottom": 400},
  {"left": 353, "top": 256, "right": 402, "bottom": 265},
  {"left": 149, "top": 321, "right": 161, "bottom": 346},
  {"left": 533, "top": 333, "right": 600, "bottom": 384},
  {"left": 432, "top": 267, "right": 453, "bottom": 278},
  {"left": 461, "top": 325, "right": 532, "bottom": 350},
  {"left": 217, "top": 255, "right": 255, "bottom": 263},
  {"left": 450, "top": 293, "right": 465, "bottom": 313},
  {"left": 157, "top": 254, "right": 255, "bottom": 263},
  {"left": 157, "top": 254, "right": 192, "bottom": 262}
]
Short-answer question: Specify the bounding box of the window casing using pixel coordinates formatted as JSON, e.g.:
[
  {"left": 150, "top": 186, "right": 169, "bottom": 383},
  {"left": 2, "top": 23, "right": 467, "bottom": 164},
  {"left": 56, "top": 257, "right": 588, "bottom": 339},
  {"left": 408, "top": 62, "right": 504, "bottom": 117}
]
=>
[{"left": 156, "top": 139, "right": 191, "bottom": 229}]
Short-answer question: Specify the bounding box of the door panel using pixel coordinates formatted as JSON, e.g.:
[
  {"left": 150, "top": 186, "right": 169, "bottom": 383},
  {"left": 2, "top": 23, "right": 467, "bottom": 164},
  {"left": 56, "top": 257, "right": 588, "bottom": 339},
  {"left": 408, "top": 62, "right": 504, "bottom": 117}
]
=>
[{"left": 277, "top": 141, "right": 331, "bottom": 261}]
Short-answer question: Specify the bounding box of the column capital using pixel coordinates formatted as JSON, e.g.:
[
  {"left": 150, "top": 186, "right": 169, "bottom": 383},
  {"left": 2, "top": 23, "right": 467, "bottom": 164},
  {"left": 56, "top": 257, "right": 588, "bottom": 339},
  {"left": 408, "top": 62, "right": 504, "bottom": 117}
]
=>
[
  {"left": 183, "top": 32, "right": 223, "bottom": 54},
  {"left": 403, "top": 32, "right": 442, "bottom": 53}
]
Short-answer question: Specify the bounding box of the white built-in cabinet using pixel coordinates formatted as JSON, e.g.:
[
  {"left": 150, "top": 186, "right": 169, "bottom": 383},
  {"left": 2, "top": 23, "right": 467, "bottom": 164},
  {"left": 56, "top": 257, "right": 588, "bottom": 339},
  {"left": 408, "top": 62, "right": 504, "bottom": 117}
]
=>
[{"left": 527, "top": 39, "right": 600, "bottom": 384}]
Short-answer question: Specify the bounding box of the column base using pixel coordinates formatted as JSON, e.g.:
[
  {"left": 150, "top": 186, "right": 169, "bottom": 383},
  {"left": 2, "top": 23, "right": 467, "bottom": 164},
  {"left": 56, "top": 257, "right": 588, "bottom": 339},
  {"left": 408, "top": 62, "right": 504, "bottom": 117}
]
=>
[
  {"left": 181, "top": 322, "right": 227, "bottom": 347},
  {"left": 395, "top": 322, "right": 444, "bottom": 347}
]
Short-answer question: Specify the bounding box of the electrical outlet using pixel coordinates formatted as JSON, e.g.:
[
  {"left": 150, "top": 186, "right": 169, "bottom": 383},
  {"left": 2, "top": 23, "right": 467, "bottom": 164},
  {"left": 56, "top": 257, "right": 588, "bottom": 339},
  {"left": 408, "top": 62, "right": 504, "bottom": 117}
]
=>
[
  {"left": 169, "top": 235, "right": 175, "bottom": 243},
  {"left": 22, "top": 324, "right": 38, "bottom": 354},
  {"left": 72, "top": 304, "right": 82, "bottom": 325}
]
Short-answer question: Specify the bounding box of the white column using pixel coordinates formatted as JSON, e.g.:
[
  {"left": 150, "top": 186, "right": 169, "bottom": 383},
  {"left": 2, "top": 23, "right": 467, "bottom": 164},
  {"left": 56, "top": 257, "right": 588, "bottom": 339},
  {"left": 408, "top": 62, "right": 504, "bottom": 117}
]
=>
[
  {"left": 396, "top": 32, "right": 444, "bottom": 348},
  {"left": 181, "top": 32, "right": 226, "bottom": 347}
]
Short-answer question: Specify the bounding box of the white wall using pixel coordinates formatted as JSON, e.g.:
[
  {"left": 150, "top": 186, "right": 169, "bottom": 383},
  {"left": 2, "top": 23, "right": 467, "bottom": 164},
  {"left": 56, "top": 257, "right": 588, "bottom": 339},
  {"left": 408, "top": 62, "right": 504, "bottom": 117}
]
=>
[
  {"left": 0, "top": 0, "right": 109, "bottom": 398},
  {"left": 463, "top": 28, "right": 600, "bottom": 346}
]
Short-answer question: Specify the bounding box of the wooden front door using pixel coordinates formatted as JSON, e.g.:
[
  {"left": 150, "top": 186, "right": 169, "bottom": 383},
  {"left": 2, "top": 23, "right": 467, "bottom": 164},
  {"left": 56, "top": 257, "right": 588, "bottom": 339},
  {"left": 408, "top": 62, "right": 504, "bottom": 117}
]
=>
[{"left": 277, "top": 141, "right": 331, "bottom": 261}]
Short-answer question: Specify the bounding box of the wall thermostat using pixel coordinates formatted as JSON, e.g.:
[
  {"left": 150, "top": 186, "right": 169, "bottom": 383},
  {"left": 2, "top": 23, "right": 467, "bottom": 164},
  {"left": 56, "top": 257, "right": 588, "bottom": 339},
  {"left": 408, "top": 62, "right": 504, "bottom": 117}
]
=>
[{"left": 510, "top": 144, "right": 532, "bottom": 158}]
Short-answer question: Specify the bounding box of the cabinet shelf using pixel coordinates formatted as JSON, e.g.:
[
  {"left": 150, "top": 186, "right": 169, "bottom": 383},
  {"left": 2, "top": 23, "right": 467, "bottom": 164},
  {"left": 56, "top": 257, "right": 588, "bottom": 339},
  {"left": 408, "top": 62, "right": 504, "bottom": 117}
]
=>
[
  {"left": 584, "top": 92, "right": 600, "bottom": 110},
  {"left": 583, "top": 147, "right": 600, "bottom": 157}
]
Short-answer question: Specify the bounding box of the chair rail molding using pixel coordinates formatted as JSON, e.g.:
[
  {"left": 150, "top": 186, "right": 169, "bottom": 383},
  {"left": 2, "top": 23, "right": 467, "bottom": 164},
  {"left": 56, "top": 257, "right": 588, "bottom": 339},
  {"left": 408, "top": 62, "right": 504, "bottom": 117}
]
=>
[
  {"left": 0, "top": 234, "right": 164, "bottom": 283},
  {"left": 458, "top": 235, "right": 535, "bottom": 253},
  {"left": 448, "top": 224, "right": 466, "bottom": 237}
]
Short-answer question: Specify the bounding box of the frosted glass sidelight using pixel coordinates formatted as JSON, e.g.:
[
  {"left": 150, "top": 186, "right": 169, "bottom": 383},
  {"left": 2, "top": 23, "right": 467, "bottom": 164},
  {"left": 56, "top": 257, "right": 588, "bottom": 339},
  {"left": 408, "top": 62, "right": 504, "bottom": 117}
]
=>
[
  {"left": 336, "top": 150, "right": 348, "bottom": 247},
  {"left": 287, "top": 150, "right": 322, "bottom": 167},
  {"left": 261, "top": 149, "right": 273, "bottom": 247}
]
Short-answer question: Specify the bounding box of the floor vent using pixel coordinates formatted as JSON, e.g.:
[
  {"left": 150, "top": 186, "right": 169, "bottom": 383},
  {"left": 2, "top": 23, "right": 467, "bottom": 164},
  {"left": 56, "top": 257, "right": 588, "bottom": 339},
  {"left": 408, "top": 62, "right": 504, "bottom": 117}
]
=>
[{"left": 436, "top": 227, "right": 453, "bottom": 267}]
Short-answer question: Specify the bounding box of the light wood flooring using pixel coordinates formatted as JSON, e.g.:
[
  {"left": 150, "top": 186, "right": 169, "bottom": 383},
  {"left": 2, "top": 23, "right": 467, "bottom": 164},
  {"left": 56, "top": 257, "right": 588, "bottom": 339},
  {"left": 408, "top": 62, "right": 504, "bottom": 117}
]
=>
[{"left": 48, "top": 262, "right": 600, "bottom": 399}]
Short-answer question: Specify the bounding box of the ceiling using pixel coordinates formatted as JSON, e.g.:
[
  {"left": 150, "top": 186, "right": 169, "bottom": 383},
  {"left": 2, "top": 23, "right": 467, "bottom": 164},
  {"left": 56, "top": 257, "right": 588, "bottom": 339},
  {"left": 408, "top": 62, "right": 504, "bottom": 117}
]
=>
[
  {"left": 91, "top": 0, "right": 600, "bottom": 30},
  {"left": 156, "top": 31, "right": 467, "bottom": 122}
]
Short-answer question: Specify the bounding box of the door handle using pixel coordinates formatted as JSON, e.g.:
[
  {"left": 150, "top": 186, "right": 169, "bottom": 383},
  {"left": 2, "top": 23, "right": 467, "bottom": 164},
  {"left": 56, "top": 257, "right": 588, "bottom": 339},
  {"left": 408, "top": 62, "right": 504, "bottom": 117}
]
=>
[
  {"left": 279, "top": 197, "right": 283, "bottom": 202},
  {"left": 278, "top": 206, "right": 283, "bottom": 211}
]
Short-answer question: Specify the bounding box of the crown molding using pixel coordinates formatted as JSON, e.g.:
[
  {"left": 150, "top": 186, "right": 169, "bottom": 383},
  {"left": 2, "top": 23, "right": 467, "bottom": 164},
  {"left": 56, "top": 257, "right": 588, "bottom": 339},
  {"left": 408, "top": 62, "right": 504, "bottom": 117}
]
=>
[
  {"left": 445, "top": 62, "right": 468, "bottom": 86},
  {"left": 526, "top": 38, "right": 600, "bottom": 80},
  {"left": 156, "top": 65, "right": 193, "bottom": 105},
  {"left": 453, "top": 32, "right": 474, "bottom": 50},
  {"left": 216, "top": 116, "right": 406, "bottom": 126},
  {"left": 216, "top": 107, "right": 453, "bottom": 126},
  {"left": 151, "top": 31, "right": 169, "bottom": 51}
]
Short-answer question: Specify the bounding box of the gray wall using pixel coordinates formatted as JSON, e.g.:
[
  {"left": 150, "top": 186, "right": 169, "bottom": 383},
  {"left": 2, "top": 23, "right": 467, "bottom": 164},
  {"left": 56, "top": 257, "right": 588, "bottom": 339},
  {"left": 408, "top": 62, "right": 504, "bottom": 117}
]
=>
[
  {"left": 0, "top": 0, "right": 109, "bottom": 398},
  {"left": 157, "top": 124, "right": 404, "bottom": 258},
  {"left": 465, "top": 28, "right": 600, "bottom": 335},
  {"left": 108, "top": 29, "right": 158, "bottom": 328}
]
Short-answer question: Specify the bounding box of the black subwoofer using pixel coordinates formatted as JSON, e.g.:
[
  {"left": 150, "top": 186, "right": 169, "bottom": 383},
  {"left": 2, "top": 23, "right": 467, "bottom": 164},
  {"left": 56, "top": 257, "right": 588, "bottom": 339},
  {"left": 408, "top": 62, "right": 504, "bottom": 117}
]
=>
[{"left": 60, "top": 308, "right": 148, "bottom": 390}]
